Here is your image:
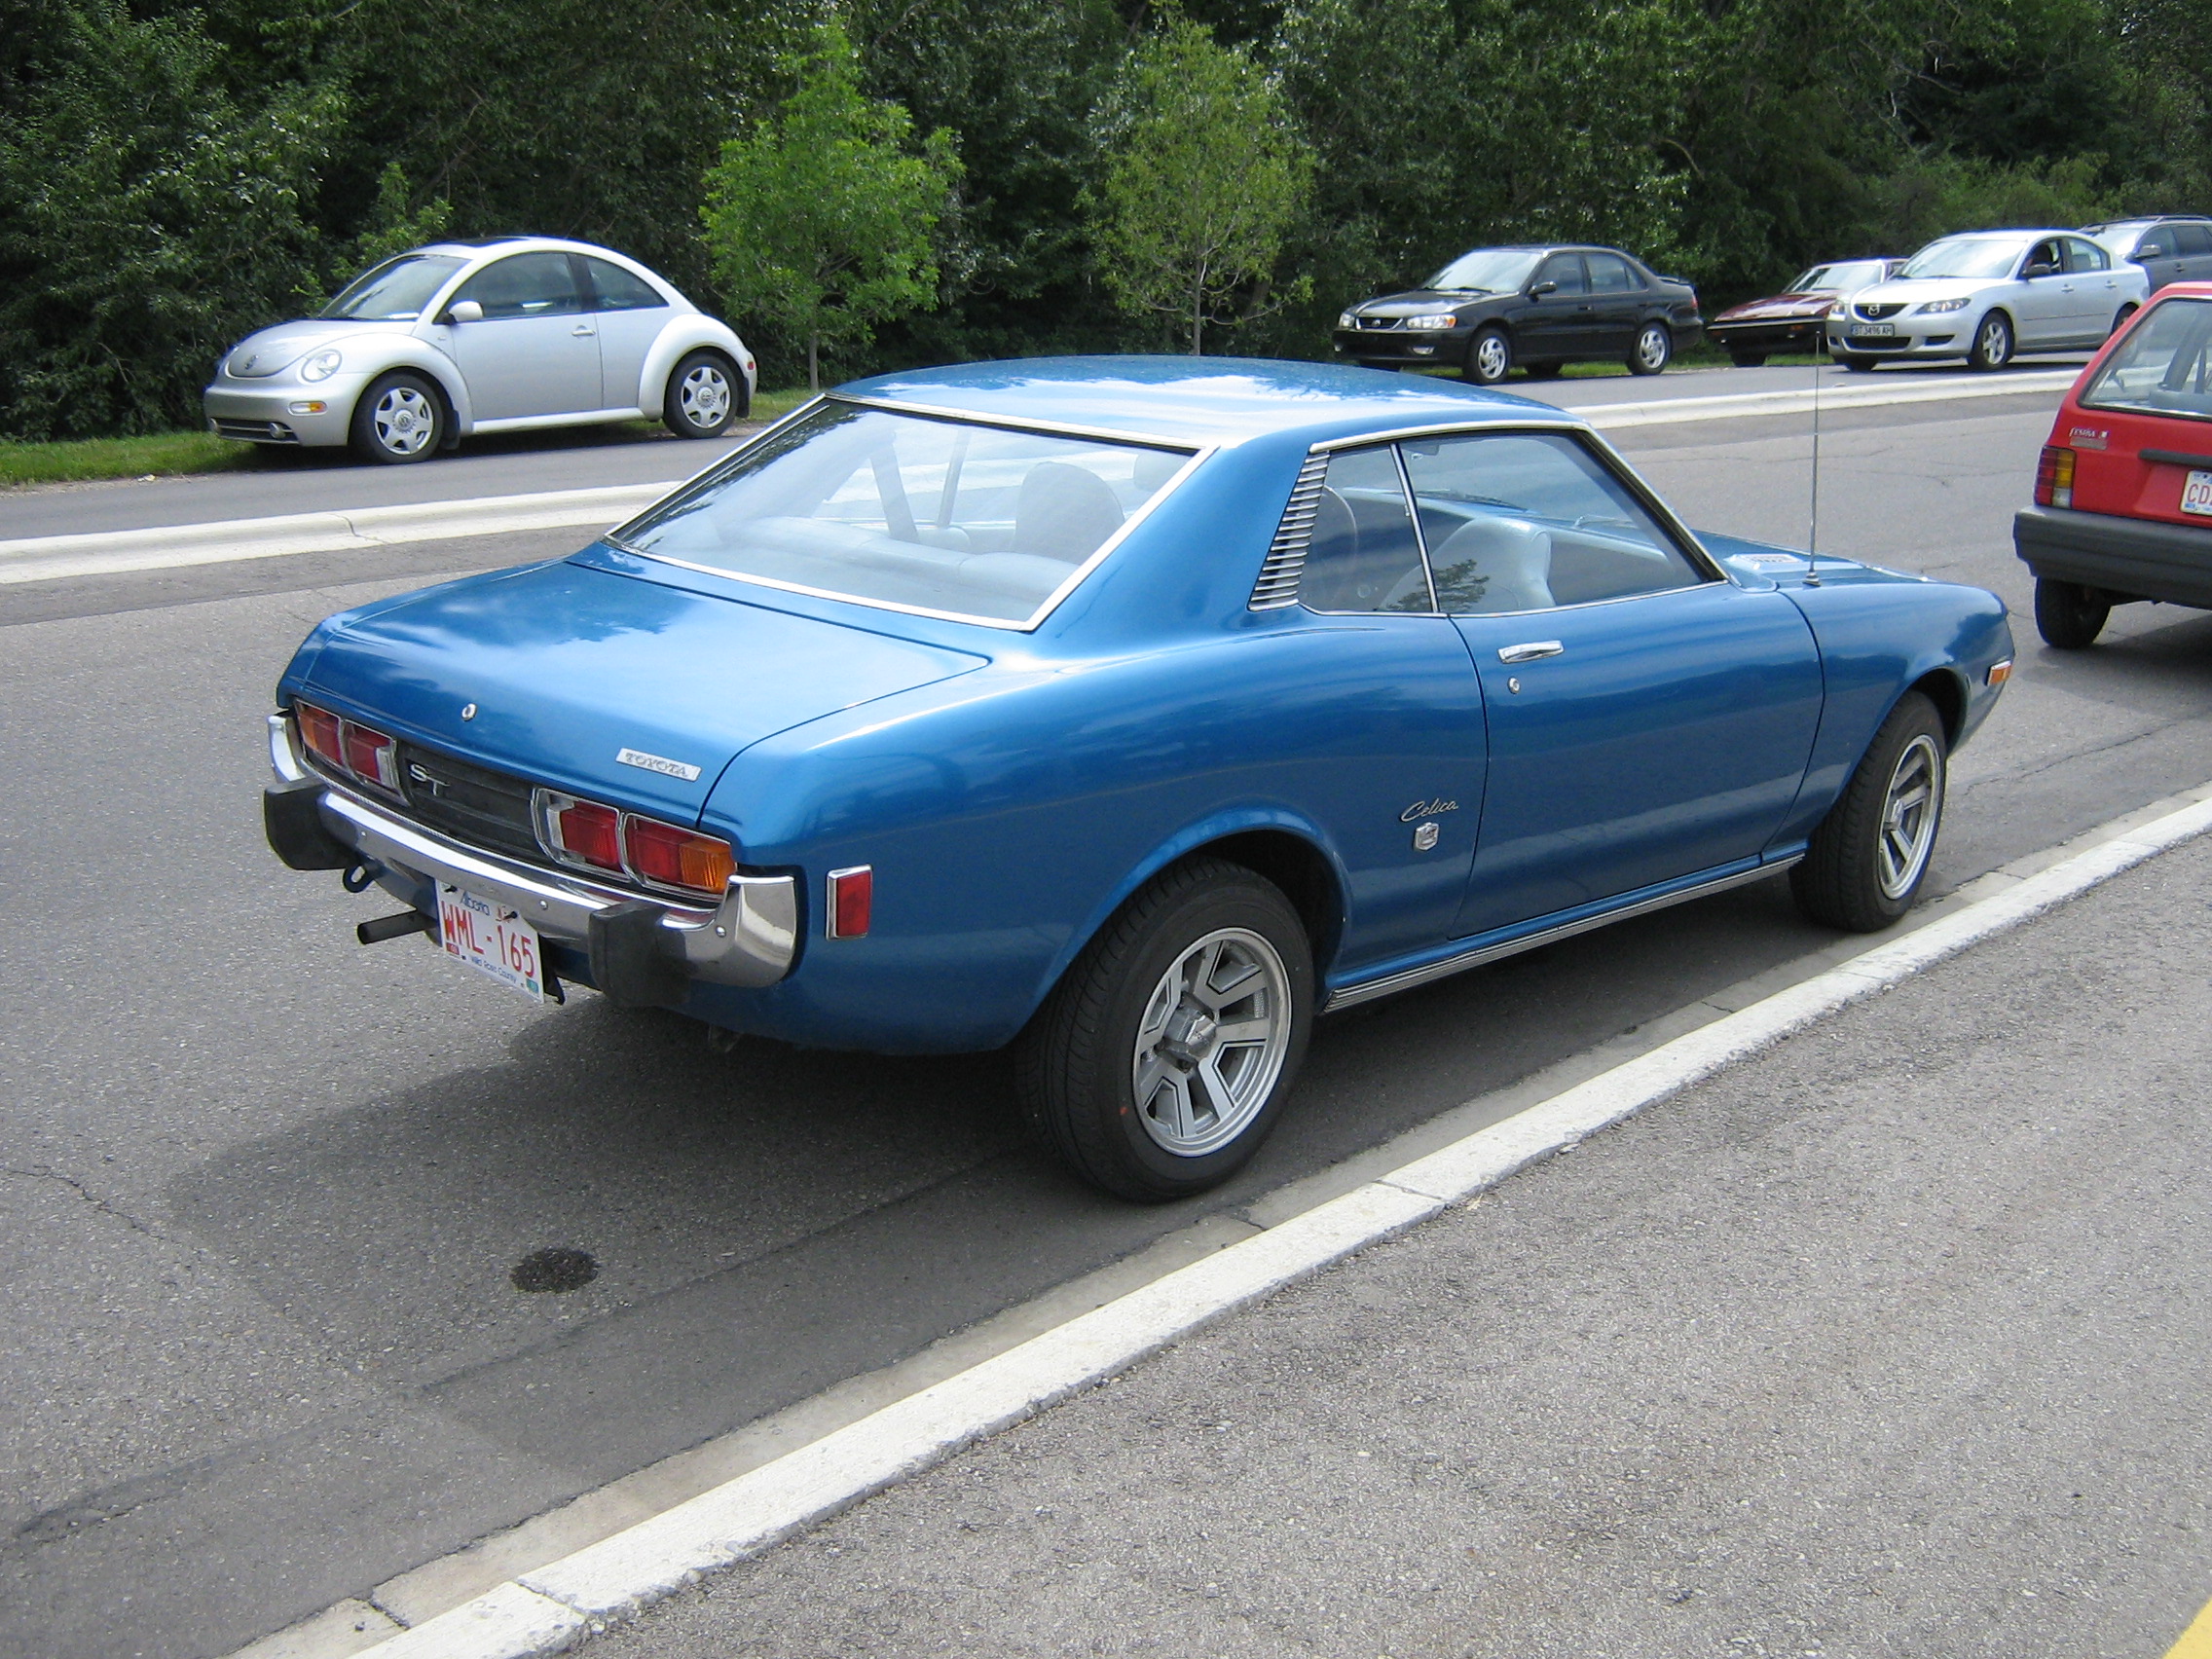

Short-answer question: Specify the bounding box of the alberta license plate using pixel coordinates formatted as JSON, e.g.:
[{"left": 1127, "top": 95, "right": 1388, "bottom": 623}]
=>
[
  {"left": 2184, "top": 470, "right": 2212, "bottom": 517},
  {"left": 1849, "top": 323, "right": 1896, "bottom": 338},
  {"left": 436, "top": 884, "right": 548, "bottom": 1000}
]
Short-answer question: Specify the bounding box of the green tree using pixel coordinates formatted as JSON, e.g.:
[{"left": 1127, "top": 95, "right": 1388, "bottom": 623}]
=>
[
  {"left": 1086, "top": 12, "right": 1313, "bottom": 354},
  {"left": 701, "top": 20, "right": 962, "bottom": 390}
]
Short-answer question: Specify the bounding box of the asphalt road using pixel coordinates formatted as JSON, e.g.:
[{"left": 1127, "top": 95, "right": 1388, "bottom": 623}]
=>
[
  {"left": 595, "top": 833, "right": 2212, "bottom": 1659},
  {"left": 6, "top": 358, "right": 2208, "bottom": 1659}
]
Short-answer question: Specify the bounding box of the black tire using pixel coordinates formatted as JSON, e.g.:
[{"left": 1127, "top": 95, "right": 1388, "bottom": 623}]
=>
[
  {"left": 1463, "top": 326, "right": 1513, "bottom": 386},
  {"left": 349, "top": 371, "right": 446, "bottom": 464},
  {"left": 2034, "top": 577, "right": 2110, "bottom": 649},
  {"left": 1628, "top": 319, "right": 1673, "bottom": 375},
  {"left": 1969, "top": 310, "right": 2014, "bottom": 371},
  {"left": 663, "top": 350, "right": 744, "bottom": 437},
  {"left": 1729, "top": 350, "right": 1767, "bottom": 368},
  {"left": 1014, "top": 858, "right": 1313, "bottom": 1202},
  {"left": 1836, "top": 351, "right": 1878, "bottom": 372},
  {"left": 2111, "top": 303, "right": 2138, "bottom": 338},
  {"left": 1520, "top": 360, "right": 1565, "bottom": 381},
  {"left": 1790, "top": 691, "right": 1947, "bottom": 933}
]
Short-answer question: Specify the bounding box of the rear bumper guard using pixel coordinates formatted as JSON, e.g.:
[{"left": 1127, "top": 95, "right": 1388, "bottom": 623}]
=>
[{"left": 263, "top": 714, "right": 797, "bottom": 999}]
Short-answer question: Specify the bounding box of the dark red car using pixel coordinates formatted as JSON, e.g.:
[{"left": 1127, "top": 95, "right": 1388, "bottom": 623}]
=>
[
  {"left": 1707, "top": 258, "right": 1904, "bottom": 366},
  {"left": 2014, "top": 280, "right": 2212, "bottom": 646}
]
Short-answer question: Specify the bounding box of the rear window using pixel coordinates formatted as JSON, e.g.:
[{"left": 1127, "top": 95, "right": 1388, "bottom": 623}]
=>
[
  {"left": 2080, "top": 298, "right": 2212, "bottom": 423},
  {"left": 612, "top": 402, "right": 1194, "bottom": 626}
]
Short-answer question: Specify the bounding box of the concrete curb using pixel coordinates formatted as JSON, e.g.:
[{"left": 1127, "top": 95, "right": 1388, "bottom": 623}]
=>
[
  {"left": 270, "top": 787, "right": 2212, "bottom": 1659},
  {"left": 3, "top": 372, "right": 2078, "bottom": 586}
]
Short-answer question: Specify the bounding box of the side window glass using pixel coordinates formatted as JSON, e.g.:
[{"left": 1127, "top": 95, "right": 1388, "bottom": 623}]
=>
[
  {"left": 1399, "top": 431, "right": 1704, "bottom": 613},
  {"left": 2065, "top": 239, "right": 2109, "bottom": 274},
  {"left": 585, "top": 257, "right": 667, "bottom": 312},
  {"left": 1298, "top": 446, "right": 1433, "bottom": 614},
  {"left": 453, "top": 252, "right": 583, "bottom": 319},
  {"left": 2174, "top": 224, "right": 2212, "bottom": 257},
  {"left": 1585, "top": 252, "right": 1637, "bottom": 293},
  {"left": 2027, "top": 240, "right": 2062, "bottom": 275},
  {"left": 1536, "top": 255, "right": 1588, "bottom": 296}
]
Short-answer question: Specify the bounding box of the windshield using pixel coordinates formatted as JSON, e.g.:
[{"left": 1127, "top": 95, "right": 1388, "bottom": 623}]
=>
[
  {"left": 1901, "top": 238, "right": 2023, "bottom": 281},
  {"left": 1423, "top": 248, "right": 1544, "bottom": 293},
  {"left": 613, "top": 403, "right": 1195, "bottom": 626},
  {"left": 318, "top": 255, "right": 466, "bottom": 321},
  {"left": 2080, "top": 297, "right": 2212, "bottom": 422},
  {"left": 1788, "top": 260, "right": 1885, "bottom": 294}
]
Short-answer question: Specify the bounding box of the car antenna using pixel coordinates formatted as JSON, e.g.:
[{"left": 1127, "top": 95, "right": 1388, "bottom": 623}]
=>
[{"left": 1804, "top": 350, "right": 1824, "bottom": 585}]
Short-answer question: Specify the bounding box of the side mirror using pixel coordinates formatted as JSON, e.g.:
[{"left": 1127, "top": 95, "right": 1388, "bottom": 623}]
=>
[
  {"left": 442, "top": 299, "right": 484, "bottom": 325},
  {"left": 2023, "top": 261, "right": 2058, "bottom": 279},
  {"left": 1529, "top": 279, "right": 1558, "bottom": 298},
  {"left": 2138, "top": 245, "right": 2167, "bottom": 261}
]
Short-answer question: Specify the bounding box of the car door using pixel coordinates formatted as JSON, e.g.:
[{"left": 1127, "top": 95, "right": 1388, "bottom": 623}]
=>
[
  {"left": 1581, "top": 251, "right": 1644, "bottom": 355},
  {"left": 443, "top": 251, "right": 602, "bottom": 421},
  {"left": 579, "top": 255, "right": 671, "bottom": 413},
  {"left": 2062, "top": 236, "right": 2124, "bottom": 342},
  {"left": 2009, "top": 238, "right": 2076, "bottom": 350},
  {"left": 1388, "top": 429, "right": 1823, "bottom": 939},
  {"left": 2168, "top": 223, "right": 2212, "bottom": 284},
  {"left": 2127, "top": 229, "right": 2184, "bottom": 295},
  {"left": 1519, "top": 253, "right": 1593, "bottom": 361}
]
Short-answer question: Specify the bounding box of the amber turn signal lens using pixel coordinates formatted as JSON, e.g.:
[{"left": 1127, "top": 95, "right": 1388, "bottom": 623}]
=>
[
  {"left": 296, "top": 702, "right": 345, "bottom": 769},
  {"left": 1986, "top": 659, "right": 2013, "bottom": 687},
  {"left": 2034, "top": 445, "right": 2075, "bottom": 508},
  {"left": 622, "top": 816, "right": 735, "bottom": 897}
]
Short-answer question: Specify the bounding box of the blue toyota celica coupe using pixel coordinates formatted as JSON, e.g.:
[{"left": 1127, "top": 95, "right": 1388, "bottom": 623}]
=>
[{"left": 264, "top": 357, "right": 2012, "bottom": 1199}]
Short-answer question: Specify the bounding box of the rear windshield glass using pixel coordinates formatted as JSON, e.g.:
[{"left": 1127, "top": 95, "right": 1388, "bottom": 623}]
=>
[
  {"left": 2080, "top": 297, "right": 2212, "bottom": 422},
  {"left": 613, "top": 403, "right": 1194, "bottom": 625},
  {"left": 318, "top": 254, "right": 465, "bottom": 320},
  {"left": 1901, "top": 238, "right": 2021, "bottom": 280},
  {"left": 1424, "top": 248, "right": 1543, "bottom": 293}
]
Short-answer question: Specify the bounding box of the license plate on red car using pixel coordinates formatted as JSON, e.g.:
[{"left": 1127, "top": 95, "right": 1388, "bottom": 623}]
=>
[
  {"left": 2184, "top": 470, "right": 2212, "bottom": 517},
  {"left": 436, "top": 884, "right": 548, "bottom": 1000}
]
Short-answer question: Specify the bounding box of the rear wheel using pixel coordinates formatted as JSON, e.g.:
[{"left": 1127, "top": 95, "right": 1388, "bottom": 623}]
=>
[
  {"left": 1969, "top": 310, "right": 2014, "bottom": 370},
  {"left": 2110, "top": 303, "right": 2139, "bottom": 338},
  {"left": 349, "top": 372, "right": 445, "bottom": 464},
  {"left": 1628, "top": 320, "right": 1673, "bottom": 375},
  {"left": 1014, "top": 859, "right": 1312, "bottom": 1201},
  {"left": 664, "top": 350, "right": 743, "bottom": 438},
  {"left": 1790, "top": 691, "right": 1947, "bottom": 932},
  {"left": 2034, "top": 577, "right": 2110, "bottom": 649},
  {"left": 1835, "top": 351, "right": 1878, "bottom": 372},
  {"left": 1464, "top": 326, "right": 1513, "bottom": 386},
  {"left": 1520, "top": 360, "right": 1565, "bottom": 381}
]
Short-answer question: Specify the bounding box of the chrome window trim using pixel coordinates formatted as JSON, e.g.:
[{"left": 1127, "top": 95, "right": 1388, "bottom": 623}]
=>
[{"left": 608, "top": 395, "right": 1210, "bottom": 634}]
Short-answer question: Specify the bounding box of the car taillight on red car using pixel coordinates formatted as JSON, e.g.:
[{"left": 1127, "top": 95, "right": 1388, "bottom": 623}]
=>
[
  {"left": 533, "top": 789, "right": 736, "bottom": 899},
  {"left": 2035, "top": 444, "right": 2076, "bottom": 508}
]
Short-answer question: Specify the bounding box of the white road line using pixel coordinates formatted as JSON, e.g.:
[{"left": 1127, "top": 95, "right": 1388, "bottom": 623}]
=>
[
  {"left": 307, "top": 787, "right": 2212, "bottom": 1659},
  {"left": 2, "top": 372, "right": 2079, "bottom": 587}
]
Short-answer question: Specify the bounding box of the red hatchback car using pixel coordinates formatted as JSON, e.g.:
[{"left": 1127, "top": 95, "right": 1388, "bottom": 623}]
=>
[{"left": 2015, "top": 280, "right": 2212, "bottom": 646}]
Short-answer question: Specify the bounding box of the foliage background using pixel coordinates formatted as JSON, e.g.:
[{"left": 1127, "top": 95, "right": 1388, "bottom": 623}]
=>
[{"left": 1, "top": 0, "right": 2208, "bottom": 437}]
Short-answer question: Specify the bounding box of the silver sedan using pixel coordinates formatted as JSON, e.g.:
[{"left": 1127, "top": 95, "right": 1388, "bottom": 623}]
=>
[
  {"left": 1825, "top": 230, "right": 2147, "bottom": 371},
  {"left": 203, "top": 237, "right": 756, "bottom": 463}
]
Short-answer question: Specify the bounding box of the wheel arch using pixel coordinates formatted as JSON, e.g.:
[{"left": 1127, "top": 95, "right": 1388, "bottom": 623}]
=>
[
  {"left": 1906, "top": 665, "right": 1969, "bottom": 747},
  {"left": 640, "top": 321, "right": 754, "bottom": 418},
  {"left": 356, "top": 358, "right": 470, "bottom": 436}
]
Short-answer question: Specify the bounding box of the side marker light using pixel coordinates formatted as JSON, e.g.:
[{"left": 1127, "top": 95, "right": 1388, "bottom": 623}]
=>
[
  {"left": 827, "top": 866, "right": 873, "bottom": 939},
  {"left": 1987, "top": 659, "right": 2013, "bottom": 687}
]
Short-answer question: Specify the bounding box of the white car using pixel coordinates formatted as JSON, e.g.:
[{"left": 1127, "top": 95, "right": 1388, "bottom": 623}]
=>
[
  {"left": 203, "top": 238, "right": 757, "bottom": 463},
  {"left": 1825, "top": 229, "right": 2148, "bottom": 371}
]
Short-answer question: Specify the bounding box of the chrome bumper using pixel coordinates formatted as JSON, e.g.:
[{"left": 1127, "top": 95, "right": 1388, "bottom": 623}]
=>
[{"left": 266, "top": 714, "right": 796, "bottom": 988}]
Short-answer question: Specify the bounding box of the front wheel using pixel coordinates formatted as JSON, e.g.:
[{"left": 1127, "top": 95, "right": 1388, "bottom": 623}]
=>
[
  {"left": 1628, "top": 320, "right": 1673, "bottom": 375},
  {"left": 1464, "top": 327, "right": 1513, "bottom": 386},
  {"left": 2034, "top": 577, "right": 2110, "bottom": 648},
  {"left": 1729, "top": 350, "right": 1767, "bottom": 368},
  {"left": 1835, "top": 350, "right": 1878, "bottom": 372},
  {"left": 349, "top": 372, "right": 445, "bottom": 464},
  {"left": 1014, "top": 859, "right": 1312, "bottom": 1201},
  {"left": 1520, "top": 359, "right": 1565, "bottom": 381},
  {"left": 2110, "top": 303, "right": 2138, "bottom": 338},
  {"left": 1790, "top": 691, "right": 1947, "bottom": 932},
  {"left": 1969, "top": 310, "right": 2014, "bottom": 371},
  {"left": 664, "top": 350, "right": 744, "bottom": 438}
]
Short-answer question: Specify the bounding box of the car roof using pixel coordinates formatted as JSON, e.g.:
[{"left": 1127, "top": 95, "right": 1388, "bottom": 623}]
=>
[
  {"left": 410, "top": 236, "right": 635, "bottom": 263},
  {"left": 835, "top": 356, "right": 1580, "bottom": 448}
]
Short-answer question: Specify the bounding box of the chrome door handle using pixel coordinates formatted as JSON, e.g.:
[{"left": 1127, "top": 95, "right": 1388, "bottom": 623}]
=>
[
  {"left": 571, "top": 324, "right": 597, "bottom": 337},
  {"left": 1497, "top": 640, "right": 1564, "bottom": 663}
]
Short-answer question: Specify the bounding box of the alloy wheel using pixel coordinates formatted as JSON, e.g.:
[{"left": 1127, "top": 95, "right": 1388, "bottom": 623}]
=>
[
  {"left": 1875, "top": 734, "right": 1941, "bottom": 900},
  {"left": 1473, "top": 334, "right": 1510, "bottom": 383},
  {"left": 1128, "top": 927, "right": 1292, "bottom": 1158},
  {"left": 1635, "top": 324, "right": 1671, "bottom": 372}
]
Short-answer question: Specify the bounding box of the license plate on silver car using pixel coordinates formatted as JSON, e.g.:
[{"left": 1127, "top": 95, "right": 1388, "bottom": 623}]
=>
[
  {"left": 1848, "top": 323, "right": 1896, "bottom": 338},
  {"left": 437, "top": 883, "right": 549, "bottom": 1000}
]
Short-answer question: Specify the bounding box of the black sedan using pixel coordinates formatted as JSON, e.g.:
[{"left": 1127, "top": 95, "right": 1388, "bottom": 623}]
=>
[{"left": 1332, "top": 244, "right": 1703, "bottom": 384}]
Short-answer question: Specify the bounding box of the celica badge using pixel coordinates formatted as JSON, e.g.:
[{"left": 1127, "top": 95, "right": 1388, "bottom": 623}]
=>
[
  {"left": 616, "top": 747, "right": 702, "bottom": 782},
  {"left": 1400, "top": 797, "right": 1458, "bottom": 824}
]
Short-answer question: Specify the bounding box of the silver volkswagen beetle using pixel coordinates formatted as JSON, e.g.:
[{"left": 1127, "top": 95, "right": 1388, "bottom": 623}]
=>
[
  {"left": 203, "top": 237, "right": 756, "bottom": 463},
  {"left": 1825, "top": 229, "right": 2147, "bottom": 371}
]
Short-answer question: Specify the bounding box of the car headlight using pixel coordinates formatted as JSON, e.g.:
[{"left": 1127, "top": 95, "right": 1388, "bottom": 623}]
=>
[
  {"left": 1406, "top": 313, "right": 1459, "bottom": 331},
  {"left": 300, "top": 349, "right": 344, "bottom": 382},
  {"left": 1916, "top": 298, "right": 1970, "bottom": 314},
  {"left": 1337, "top": 312, "right": 1358, "bottom": 330}
]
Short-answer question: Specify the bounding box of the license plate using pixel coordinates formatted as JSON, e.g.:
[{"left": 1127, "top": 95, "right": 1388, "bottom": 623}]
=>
[
  {"left": 2185, "top": 470, "right": 2212, "bottom": 517},
  {"left": 437, "top": 884, "right": 549, "bottom": 1000},
  {"left": 1848, "top": 323, "right": 1896, "bottom": 338}
]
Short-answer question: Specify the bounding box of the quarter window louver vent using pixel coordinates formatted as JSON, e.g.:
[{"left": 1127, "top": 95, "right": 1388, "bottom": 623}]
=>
[{"left": 1248, "top": 450, "right": 1330, "bottom": 609}]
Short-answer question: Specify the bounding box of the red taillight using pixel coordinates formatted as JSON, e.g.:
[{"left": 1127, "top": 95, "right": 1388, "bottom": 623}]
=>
[
  {"left": 2035, "top": 444, "right": 2076, "bottom": 508},
  {"left": 540, "top": 793, "right": 623, "bottom": 872},
  {"left": 341, "top": 719, "right": 399, "bottom": 791},
  {"left": 624, "top": 816, "right": 736, "bottom": 896},
  {"left": 296, "top": 702, "right": 345, "bottom": 769},
  {"left": 827, "top": 866, "right": 872, "bottom": 939}
]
